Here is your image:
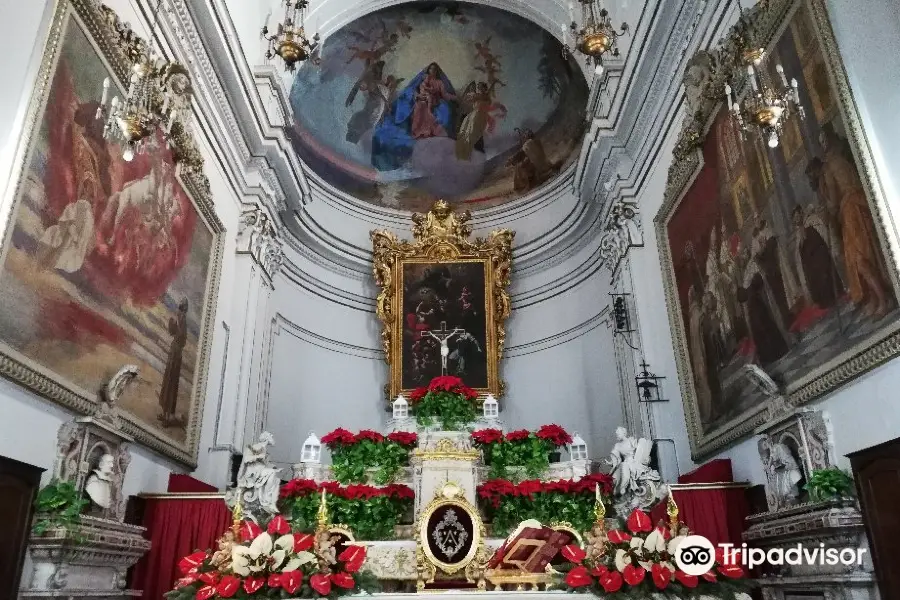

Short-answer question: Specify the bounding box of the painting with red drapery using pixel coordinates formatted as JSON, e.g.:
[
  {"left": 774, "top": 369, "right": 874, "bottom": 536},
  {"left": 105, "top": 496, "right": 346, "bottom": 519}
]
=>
[
  {"left": 0, "top": 3, "right": 222, "bottom": 466},
  {"left": 657, "top": 0, "right": 899, "bottom": 459}
]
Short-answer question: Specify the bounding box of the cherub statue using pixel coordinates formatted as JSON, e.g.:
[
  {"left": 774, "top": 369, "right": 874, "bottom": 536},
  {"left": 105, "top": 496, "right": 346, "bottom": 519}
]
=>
[
  {"left": 210, "top": 530, "right": 236, "bottom": 571},
  {"left": 411, "top": 200, "right": 472, "bottom": 242}
]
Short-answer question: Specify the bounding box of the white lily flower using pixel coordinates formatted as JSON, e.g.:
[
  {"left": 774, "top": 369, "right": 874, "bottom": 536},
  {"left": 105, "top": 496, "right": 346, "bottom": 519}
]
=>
[
  {"left": 667, "top": 535, "right": 686, "bottom": 556},
  {"left": 614, "top": 549, "right": 629, "bottom": 572},
  {"left": 644, "top": 529, "right": 666, "bottom": 553}
]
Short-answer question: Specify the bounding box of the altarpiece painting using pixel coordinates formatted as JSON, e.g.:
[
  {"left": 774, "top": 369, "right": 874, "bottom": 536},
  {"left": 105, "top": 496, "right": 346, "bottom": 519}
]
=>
[
  {"left": 0, "top": 0, "right": 223, "bottom": 466},
  {"left": 372, "top": 201, "right": 513, "bottom": 402},
  {"left": 656, "top": 0, "right": 899, "bottom": 458}
]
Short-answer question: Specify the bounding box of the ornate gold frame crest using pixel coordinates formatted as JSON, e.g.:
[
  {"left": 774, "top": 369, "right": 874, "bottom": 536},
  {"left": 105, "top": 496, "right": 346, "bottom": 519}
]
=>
[
  {"left": 414, "top": 482, "right": 490, "bottom": 590},
  {"left": 371, "top": 200, "right": 514, "bottom": 402}
]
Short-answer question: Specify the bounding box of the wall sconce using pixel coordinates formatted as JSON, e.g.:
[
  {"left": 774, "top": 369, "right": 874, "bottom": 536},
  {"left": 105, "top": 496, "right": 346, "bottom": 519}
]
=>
[
  {"left": 610, "top": 292, "right": 638, "bottom": 350},
  {"left": 636, "top": 361, "right": 667, "bottom": 403}
]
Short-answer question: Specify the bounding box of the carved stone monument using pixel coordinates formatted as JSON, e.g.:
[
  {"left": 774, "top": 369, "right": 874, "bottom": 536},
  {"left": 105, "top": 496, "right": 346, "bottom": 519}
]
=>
[
  {"left": 743, "top": 380, "right": 879, "bottom": 600},
  {"left": 225, "top": 431, "right": 283, "bottom": 523},
  {"left": 20, "top": 365, "right": 151, "bottom": 599},
  {"left": 606, "top": 426, "right": 662, "bottom": 515}
]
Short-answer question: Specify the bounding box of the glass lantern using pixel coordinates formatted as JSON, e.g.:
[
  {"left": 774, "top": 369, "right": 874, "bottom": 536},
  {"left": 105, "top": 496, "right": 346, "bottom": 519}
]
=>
[
  {"left": 393, "top": 394, "right": 409, "bottom": 420},
  {"left": 482, "top": 394, "right": 499, "bottom": 419},
  {"left": 569, "top": 433, "right": 588, "bottom": 461},
  {"left": 301, "top": 432, "right": 322, "bottom": 463}
]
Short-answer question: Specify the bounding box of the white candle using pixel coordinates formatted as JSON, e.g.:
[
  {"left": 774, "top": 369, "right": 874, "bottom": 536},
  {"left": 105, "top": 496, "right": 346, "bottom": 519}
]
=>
[
  {"left": 776, "top": 63, "right": 788, "bottom": 87},
  {"left": 747, "top": 64, "right": 759, "bottom": 92},
  {"left": 101, "top": 77, "right": 110, "bottom": 105}
]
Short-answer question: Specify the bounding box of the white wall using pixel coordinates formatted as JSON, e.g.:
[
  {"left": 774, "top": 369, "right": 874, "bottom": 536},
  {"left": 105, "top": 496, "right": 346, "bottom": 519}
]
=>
[
  {"left": 0, "top": 0, "right": 256, "bottom": 491},
  {"left": 626, "top": 0, "right": 900, "bottom": 485}
]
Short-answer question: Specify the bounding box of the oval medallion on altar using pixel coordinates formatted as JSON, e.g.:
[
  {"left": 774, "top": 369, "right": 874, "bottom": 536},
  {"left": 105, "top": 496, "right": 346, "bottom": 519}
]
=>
[{"left": 426, "top": 505, "right": 475, "bottom": 565}]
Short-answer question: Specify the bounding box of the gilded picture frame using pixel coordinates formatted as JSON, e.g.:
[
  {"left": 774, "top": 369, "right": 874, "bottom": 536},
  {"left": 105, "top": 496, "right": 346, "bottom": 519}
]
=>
[
  {"left": 0, "top": 0, "right": 223, "bottom": 467},
  {"left": 655, "top": 0, "right": 899, "bottom": 459},
  {"left": 371, "top": 200, "right": 513, "bottom": 403}
]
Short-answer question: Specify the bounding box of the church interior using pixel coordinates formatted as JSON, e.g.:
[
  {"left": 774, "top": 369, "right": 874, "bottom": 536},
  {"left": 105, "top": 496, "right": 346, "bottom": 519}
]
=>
[{"left": 0, "top": 0, "right": 899, "bottom": 598}]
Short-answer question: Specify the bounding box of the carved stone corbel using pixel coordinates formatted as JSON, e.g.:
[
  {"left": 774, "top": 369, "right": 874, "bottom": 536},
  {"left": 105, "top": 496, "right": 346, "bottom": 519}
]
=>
[
  {"left": 599, "top": 199, "right": 642, "bottom": 274},
  {"left": 236, "top": 206, "right": 284, "bottom": 283}
]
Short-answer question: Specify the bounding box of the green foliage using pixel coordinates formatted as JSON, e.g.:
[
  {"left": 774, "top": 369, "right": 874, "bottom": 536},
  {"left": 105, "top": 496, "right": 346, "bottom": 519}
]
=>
[
  {"left": 331, "top": 440, "right": 410, "bottom": 485},
  {"left": 805, "top": 468, "right": 855, "bottom": 502},
  {"left": 32, "top": 480, "right": 89, "bottom": 537},
  {"left": 486, "top": 490, "right": 598, "bottom": 535},
  {"left": 414, "top": 390, "right": 478, "bottom": 431},
  {"left": 282, "top": 494, "right": 410, "bottom": 541},
  {"left": 487, "top": 436, "right": 553, "bottom": 481}
]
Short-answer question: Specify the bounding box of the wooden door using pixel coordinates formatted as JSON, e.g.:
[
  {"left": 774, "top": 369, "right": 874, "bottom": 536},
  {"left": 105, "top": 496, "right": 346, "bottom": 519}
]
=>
[
  {"left": 849, "top": 438, "right": 900, "bottom": 600},
  {"left": 0, "top": 456, "right": 44, "bottom": 598}
]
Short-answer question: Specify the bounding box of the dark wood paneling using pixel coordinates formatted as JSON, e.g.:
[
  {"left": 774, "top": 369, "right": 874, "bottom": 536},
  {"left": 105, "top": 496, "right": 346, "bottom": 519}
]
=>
[
  {"left": 0, "top": 456, "right": 44, "bottom": 598},
  {"left": 849, "top": 437, "right": 900, "bottom": 600}
]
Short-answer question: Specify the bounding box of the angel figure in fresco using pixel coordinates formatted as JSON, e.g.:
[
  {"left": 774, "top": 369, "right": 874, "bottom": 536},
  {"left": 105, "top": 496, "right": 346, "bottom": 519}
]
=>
[
  {"left": 455, "top": 81, "right": 507, "bottom": 160},
  {"left": 345, "top": 59, "right": 406, "bottom": 144},
  {"left": 507, "top": 128, "right": 560, "bottom": 193},
  {"left": 36, "top": 198, "right": 95, "bottom": 273}
]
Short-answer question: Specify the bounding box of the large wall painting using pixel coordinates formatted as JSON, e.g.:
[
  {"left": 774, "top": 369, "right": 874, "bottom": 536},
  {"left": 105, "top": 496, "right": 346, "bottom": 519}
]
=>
[
  {"left": 656, "top": 0, "right": 899, "bottom": 458},
  {"left": 290, "top": 1, "right": 589, "bottom": 211},
  {"left": 0, "top": 0, "right": 223, "bottom": 466}
]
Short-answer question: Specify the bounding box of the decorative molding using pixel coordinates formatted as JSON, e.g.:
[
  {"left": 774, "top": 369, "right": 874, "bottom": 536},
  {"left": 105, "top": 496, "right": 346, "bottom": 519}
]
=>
[
  {"left": 236, "top": 205, "right": 284, "bottom": 283},
  {"left": 599, "top": 198, "right": 642, "bottom": 276}
]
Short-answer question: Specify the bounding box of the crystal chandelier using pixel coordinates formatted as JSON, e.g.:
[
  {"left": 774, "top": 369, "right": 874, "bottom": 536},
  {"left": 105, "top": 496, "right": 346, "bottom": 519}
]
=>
[
  {"left": 262, "top": 0, "right": 320, "bottom": 72},
  {"left": 95, "top": 1, "right": 192, "bottom": 161},
  {"left": 567, "top": 0, "right": 629, "bottom": 65},
  {"left": 723, "top": 6, "right": 804, "bottom": 148}
]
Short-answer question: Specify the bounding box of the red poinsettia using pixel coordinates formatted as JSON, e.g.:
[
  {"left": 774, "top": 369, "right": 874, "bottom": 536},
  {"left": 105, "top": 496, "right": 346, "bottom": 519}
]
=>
[
  {"left": 409, "top": 387, "right": 428, "bottom": 403},
  {"left": 471, "top": 428, "right": 504, "bottom": 445},
  {"left": 321, "top": 428, "right": 356, "bottom": 447},
  {"left": 535, "top": 424, "right": 573, "bottom": 446},
  {"left": 356, "top": 429, "right": 384, "bottom": 443},
  {"left": 570, "top": 473, "right": 614, "bottom": 495},
  {"left": 279, "top": 479, "right": 415, "bottom": 502},
  {"left": 505, "top": 429, "right": 530, "bottom": 441},
  {"left": 280, "top": 477, "right": 318, "bottom": 498},
  {"left": 386, "top": 431, "right": 418, "bottom": 446}
]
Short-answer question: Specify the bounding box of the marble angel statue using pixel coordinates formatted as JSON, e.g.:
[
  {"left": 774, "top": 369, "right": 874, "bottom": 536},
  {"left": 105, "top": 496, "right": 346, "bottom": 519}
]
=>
[
  {"left": 607, "top": 426, "right": 662, "bottom": 513},
  {"left": 225, "top": 431, "right": 282, "bottom": 521}
]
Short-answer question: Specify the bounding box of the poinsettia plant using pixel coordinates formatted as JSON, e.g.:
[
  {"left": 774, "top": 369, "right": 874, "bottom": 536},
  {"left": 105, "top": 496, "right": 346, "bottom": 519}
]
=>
[
  {"left": 409, "top": 375, "right": 479, "bottom": 431},
  {"left": 472, "top": 424, "right": 573, "bottom": 480},
  {"left": 165, "top": 516, "right": 378, "bottom": 600},
  {"left": 556, "top": 508, "right": 749, "bottom": 597},
  {"left": 321, "top": 428, "right": 417, "bottom": 485},
  {"left": 478, "top": 474, "right": 613, "bottom": 534},
  {"left": 279, "top": 479, "right": 414, "bottom": 540}
]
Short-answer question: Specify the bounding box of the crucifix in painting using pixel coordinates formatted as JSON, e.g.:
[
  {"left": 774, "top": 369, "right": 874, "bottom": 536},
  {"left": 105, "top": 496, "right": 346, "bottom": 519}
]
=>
[
  {"left": 371, "top": 200, "right": 514, "bottom": 403},
  {"left": 422, "top": 321, "right": 467, "bottom": 376}
]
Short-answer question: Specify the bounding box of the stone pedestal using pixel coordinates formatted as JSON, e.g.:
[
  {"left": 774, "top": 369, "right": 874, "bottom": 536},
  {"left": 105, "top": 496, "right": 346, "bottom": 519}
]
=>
[
  {"left": 19, "top": 515, "right": 150, "bottom": 599},
  {"left": 412, "top": 431, "right": 480, "bottom": 517},
  {"left": 743, "top": 500, "right": 879, "bottom": 600}
]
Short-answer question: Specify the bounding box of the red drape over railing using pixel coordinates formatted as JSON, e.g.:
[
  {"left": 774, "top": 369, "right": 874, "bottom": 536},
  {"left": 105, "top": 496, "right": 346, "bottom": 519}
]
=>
[
  {"left": 649, "top": 459, "right": 748, "bottom": 546},
  {"left": 130, "top": 475, "right": 229, "bottom": 600}
]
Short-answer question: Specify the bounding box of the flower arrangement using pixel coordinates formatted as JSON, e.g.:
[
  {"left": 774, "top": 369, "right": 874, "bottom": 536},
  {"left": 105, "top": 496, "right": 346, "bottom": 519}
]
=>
[
  {"left": 477, "top": 474, "right": 613, "bottom": 534},
  {"left": 409, "top": 375, "right": 479, "bottom": 431},
  {"left": 557, "top": 508, "right": 747, "bottom": 597},
  {"left": 321, "top": 428, "right": 418, "bottom": 485},
  {"left": 472, "top": 424, "right": 574, "bottom": 480},
  {"left": 165, "top": 516, "right": 378, "bottom": 599},
  {"left": 804, "top": 468, "right": 855, "bottom": 502},
  {"left": 279, "top": 480, "right": 414, "bottom": 540}
]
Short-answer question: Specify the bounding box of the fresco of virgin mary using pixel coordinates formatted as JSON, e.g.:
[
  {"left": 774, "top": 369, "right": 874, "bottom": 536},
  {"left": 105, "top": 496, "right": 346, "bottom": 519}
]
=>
[{"left": 371, "top": 62, "right": 458, "bottom": 171}]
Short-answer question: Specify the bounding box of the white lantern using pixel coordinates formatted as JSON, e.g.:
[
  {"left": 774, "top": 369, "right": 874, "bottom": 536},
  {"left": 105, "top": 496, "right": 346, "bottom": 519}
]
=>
[
  {"left": 301, "top": 432, "right": 322, "bottom": 463},
  {"left": 569, "top": 433, "right": 588, "bottom": 461},
  {"left": 482, "top": 394, "right": 499, "bottom": 419},
  {"left": 393, "top": 394, "right": 409, "bottom": 420}
]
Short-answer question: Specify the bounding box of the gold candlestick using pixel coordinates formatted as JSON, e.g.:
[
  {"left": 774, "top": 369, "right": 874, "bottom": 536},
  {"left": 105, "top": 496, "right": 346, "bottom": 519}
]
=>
[
  {"left": 231, "top": 497, "right": 243, "bottom": 539},
  {"left": 666, "top": 488, "right": 679, "bottom": 536},
  {"left": 593, "top": 484, "right": 606, "bottom": 524},
  {"left": 316, "top": 489, "right": 329, "bottom": 532}
]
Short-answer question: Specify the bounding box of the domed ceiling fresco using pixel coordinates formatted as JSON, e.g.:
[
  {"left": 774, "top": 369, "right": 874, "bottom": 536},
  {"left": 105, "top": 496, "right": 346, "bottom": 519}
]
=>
[{"left": 289, "top": 1, "right": 590, "bottom": 212}]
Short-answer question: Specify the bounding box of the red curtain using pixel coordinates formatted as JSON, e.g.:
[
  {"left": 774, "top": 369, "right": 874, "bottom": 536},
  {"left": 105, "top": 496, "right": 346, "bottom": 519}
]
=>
[
  {"left": 649, "top": 459, "right": 748, "bottom": 546},
  {"left": 130, "top": 480, "right": 230, "bottom": 600}
]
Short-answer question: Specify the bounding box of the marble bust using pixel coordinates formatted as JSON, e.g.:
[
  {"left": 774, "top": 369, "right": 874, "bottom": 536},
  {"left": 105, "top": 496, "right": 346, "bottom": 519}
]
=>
[{"left": 84, "top": 453, "right": 115, "bottom": 510}]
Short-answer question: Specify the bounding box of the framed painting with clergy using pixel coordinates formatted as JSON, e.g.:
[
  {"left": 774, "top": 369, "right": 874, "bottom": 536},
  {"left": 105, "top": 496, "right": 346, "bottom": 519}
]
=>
[
  {"left": 0, "top": 0, "right": 223, "bottom": 466},
  {"left": 372, "top": 201, "right": 513, "bottom": 403},
  {"left": 656, "top": 0, "right": 900, "bottom": 459}
]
